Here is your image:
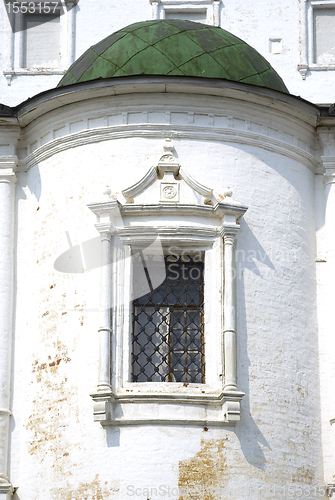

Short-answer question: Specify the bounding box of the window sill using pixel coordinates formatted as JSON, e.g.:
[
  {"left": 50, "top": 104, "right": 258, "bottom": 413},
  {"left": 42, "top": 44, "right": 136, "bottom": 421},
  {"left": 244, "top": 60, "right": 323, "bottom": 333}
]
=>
[
  {"left": 3, "top": 69, "right": 65, "bottom": 85},
  {"left": 90, "top": 388, "right": 245, "bottom": 426},
  {"left": 298, "top": 64, "right": 335, "bottom": 79},
  {"left": 309, "top": 64, "right": 335, "bottom": 70}
]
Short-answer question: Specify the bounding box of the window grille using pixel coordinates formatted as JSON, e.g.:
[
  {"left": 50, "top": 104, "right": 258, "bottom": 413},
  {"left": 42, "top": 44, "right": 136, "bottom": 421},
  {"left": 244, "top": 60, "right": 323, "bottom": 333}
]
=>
[{"left": 132, "top": 255, "right": 205, "bottom": 383}]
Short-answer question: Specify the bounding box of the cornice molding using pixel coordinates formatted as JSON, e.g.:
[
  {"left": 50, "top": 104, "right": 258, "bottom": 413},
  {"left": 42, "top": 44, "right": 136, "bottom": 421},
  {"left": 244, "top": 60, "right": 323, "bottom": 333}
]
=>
[
  {"left": 0, "top": 156, "right": 18, "bottom": 183},
  {"left": 117, "top": 225, "right": 218, "bottom": 246},
  {"left": 149, "top": 0, "right": 217, "bottom": 3},
  {"left": 19, "top": 120, "right": 317, "bottom": 172},
  {"left": 122, "top": 166, "right": 157, "bottom": 202},
  {"left": 90, "top": 389, "right": 244, "bottom": 425},
  {"left": 179, "top": 166, "right": 213, "bottom": 201}
]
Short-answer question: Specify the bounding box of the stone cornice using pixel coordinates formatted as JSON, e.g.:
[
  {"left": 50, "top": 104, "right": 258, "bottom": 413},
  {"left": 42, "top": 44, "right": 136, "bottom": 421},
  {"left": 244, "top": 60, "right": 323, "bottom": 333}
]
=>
[
  {"left": 122, "top": 167, "right": 157, "bottom": 202},
  {"left": 9, "top": 77, "right": 318, "bottom": 172},
  {"left": 15, "top": 76, "right": 319, "bottom": 127},
  {"left": 20, "top": 123, "right": 318, "bottom": 172},
  {"left": 90, "top": 389, "right": 245, "bottom": 425},
  {"left": 0, "top": 156, "right": 18, "bottom": 170}
]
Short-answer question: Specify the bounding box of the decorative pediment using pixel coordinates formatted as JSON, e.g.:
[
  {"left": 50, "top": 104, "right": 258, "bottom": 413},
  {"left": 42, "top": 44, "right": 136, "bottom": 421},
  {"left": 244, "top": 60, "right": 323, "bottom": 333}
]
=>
[
  {"left": 88, "top": 139, "right": 248, "bottom": 246},
  {"left": 122, "top": 138, "right": 216, "bottom": 206}
]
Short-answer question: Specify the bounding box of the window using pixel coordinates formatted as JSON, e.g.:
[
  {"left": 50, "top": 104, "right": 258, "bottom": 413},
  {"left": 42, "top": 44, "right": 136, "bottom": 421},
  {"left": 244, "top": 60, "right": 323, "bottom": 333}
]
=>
[
  {"left": 3, "top": 0, "right": 76, "bottom": 85},
  {"left": 298, "top": 0, "right": 335, "bottom": 78},
  {"left": 313, "top": 7, "right": 335, "bottom": 64},
  {"left": 164, "top": 10, "right": 207, "bottom": 23},
  {"left": 88, "top": 139, "right": 248, "bottom": 426},
  {"left": 132, "top": 254, "right": 205, "bottom": 383},
  {"left": 23, "top": 13, "right": 60, "bottom": 68},
  {"left": 150, "top": 0, "right": 221, "bottom": 26}
]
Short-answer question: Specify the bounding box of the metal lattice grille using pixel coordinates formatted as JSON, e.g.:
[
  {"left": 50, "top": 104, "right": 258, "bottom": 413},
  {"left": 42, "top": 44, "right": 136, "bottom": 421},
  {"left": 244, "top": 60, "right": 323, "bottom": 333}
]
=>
[{"left": 132, "top": 255, "right": 205, "bottom": 383}]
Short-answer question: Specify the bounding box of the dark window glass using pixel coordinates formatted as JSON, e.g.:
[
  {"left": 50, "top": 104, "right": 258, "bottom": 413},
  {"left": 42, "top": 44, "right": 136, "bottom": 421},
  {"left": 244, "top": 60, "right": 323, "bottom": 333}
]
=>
[{"left": 132, "top": 255, "right": 205, "bottom": 383}]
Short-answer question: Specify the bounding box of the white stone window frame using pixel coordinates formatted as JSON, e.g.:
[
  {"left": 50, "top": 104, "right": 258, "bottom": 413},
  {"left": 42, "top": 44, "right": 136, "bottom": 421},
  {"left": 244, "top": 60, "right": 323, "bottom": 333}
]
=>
[
  {"left": 88, "top": 143, "right": 247, "bottom": 427},
  {"left": 298, "top": 0, "right": 335, "bottom": 79},
  {"left": 3, "top": 0, "right": 77, "bottom": 85},
  {"left": 150, "top": 0, "right": 221, "bottom": 26}
]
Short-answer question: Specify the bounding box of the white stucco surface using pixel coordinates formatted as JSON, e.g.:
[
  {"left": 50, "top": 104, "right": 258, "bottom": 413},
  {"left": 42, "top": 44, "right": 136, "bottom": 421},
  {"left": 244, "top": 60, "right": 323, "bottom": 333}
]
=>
[
  {"left": 0, "top": 0, "right": 335, "bottom": 106},
  {"left": 0, "top": 1, "right": 335, "bottom": 496},
  {"left": 3, "top": 84, "right": 327, "bottom": 498}
]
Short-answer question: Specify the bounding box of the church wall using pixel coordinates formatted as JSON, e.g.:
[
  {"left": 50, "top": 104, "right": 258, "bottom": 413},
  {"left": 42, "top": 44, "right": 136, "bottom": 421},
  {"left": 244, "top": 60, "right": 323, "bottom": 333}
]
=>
[
  {"left": 9, "top": 88, "right": 324, "bottom": 497},
  {"left": 0, "top": 0, "right": 335, "bottom": 106}
]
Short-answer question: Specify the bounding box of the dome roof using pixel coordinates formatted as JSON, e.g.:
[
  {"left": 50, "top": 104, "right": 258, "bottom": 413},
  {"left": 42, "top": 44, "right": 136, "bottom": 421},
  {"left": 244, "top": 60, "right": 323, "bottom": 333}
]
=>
[{"left": 58, "top": 19, "right": 288, "bottom": 93}]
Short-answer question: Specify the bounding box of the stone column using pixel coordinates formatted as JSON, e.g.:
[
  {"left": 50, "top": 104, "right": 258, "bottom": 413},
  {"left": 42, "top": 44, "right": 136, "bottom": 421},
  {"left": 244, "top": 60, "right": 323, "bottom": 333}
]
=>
[
  {"left": 64, "top": 0, "right": 77, "bottom": 68},
  {"left": 0, "top": 157, "right": 17, "bottom": 500},
  {"left": 222, "top": 228, "right": 239, "bottom": 392},
  {"left": 324, "top": 166, "right": 335, "bottom": 485},
  {"left": 96, "top": 227, "right": 113, "bottom": 392},
  {"left": 213, "top": 1, "right": 220, "bottom": 27},
  {"left": 3, "top": 7, "right": 14, "bottom": 86},
  {"left": 318, "top": 128, "right": 335, "bottom": 487},
  {"left": 151, "top": 1, "right": 159, "bottom": 19},
  {"left": 329, "top": 418, "right": 335, "bottom": 497},
  {"left": 297, "top": 0, "right": 308, "bottom": 79},
  {"left": 88, "top": 198, "right": 120, "bottom": 423}
]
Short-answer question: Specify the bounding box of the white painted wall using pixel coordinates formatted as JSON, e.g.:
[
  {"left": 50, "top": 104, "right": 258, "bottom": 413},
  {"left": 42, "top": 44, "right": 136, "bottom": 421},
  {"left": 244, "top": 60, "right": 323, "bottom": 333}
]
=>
[
  {"left": 5, "top": 83, "right": 328, "bottom": 498},
  {"left": 0, "top": 0, "right": 335, "bottom": 106}
]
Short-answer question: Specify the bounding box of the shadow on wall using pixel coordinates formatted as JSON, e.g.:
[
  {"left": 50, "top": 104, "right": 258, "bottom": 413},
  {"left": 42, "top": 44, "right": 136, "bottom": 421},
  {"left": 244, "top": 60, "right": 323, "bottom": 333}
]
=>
[
  {"left": 106, "top": 427, "right": 121, "bottom": 447},
  {"left": 234, "top": 219, "right": 272, "bottom": 471}
]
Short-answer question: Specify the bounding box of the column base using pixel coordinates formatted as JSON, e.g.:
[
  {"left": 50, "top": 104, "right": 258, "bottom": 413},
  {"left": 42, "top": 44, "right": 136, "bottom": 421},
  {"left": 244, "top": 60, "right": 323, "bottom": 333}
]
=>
[
  {"left": 0, "top": 477, "right": 13, "bottom": 500},
  {"left": 223, "top": 384, "right": 239, "bottom": 391}
]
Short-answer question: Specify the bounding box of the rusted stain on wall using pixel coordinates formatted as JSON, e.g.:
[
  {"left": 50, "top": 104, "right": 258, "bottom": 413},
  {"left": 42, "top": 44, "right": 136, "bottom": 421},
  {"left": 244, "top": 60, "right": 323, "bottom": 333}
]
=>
[
  {"left": 32, "top": 340, "right": 71, "bottom": 383},
  {"left": 292, "top": 466, "right": 315, "bottom": 483},
  {"left": 178, "top": 432, "right": 318, "bottom": 499},
  {"left": 178, "top": 438, "right": 228, "bottom": 500},
  {"left": 51, "top": 474, "right": 115, "bottom": 500},
  {"left": 25, "top": 339, "right": 77, "bottom": 475}
]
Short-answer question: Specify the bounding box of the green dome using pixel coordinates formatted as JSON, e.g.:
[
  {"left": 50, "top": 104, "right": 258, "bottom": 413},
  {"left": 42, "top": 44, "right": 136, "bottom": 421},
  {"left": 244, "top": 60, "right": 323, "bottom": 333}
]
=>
[{"left": 58, "top": 19, "right": 288, "bottom": 93}]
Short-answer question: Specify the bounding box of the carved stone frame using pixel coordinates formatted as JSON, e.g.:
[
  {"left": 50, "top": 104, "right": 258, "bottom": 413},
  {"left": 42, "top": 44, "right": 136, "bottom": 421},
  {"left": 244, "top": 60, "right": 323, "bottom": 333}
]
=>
[
  {"left": 88, "top": 142, "right": 247, "bottom": 426},
  {"left": 3, "top": 0, "right": 77, "bottom": 85},
  {"left": 149, "top": 0, "right": 221, "bottom": 26},
  {"left": 298, "top": 0, "right": 335, "bottom": 79}
]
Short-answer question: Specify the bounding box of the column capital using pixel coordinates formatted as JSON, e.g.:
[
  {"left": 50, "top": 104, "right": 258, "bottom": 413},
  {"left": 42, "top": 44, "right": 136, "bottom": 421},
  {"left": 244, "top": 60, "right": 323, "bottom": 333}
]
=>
[
  {"left": 95, "top": 224, "right": 115, "bottom": 239},
  {"left": 220, "top": 224, "right": 239, "bottom": 240},
  {"left": 318, "top": 128, "right": 335, "bottom": 176},
  {"left": 321, "top": 156, "right": 335, "bottom": 181},
  {"left": 0, "top": 156, "right": 18, "bottom": 175},
  {"left": 88, "top": 199, "right": 122, "bottom": 229},
  {"left": 0, "top": 475, "right": 14, "bottom": 499}
]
